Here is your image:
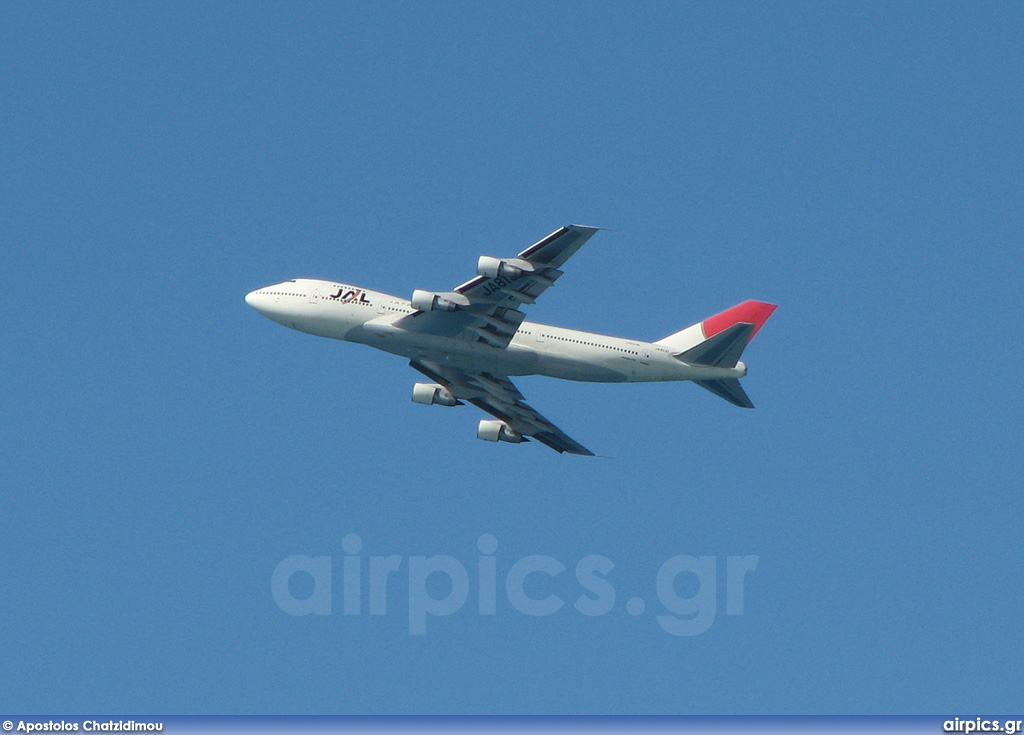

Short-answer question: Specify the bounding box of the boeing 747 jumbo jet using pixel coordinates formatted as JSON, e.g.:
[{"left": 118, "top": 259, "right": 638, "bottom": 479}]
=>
[{"left": 246, "top": 225, "right": 776, "bottom": 455}]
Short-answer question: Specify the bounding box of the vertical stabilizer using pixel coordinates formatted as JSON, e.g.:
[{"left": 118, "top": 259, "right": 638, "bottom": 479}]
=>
[
  {"left": 655, "top": 301, "right": 776, "bottom": 409},
  {"left": 655, "top": 300, "right": 776, "bottom": 355}
]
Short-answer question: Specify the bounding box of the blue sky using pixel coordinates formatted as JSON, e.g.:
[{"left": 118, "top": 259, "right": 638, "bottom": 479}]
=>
[{"left": 2, "top": 2, "right": 1021, "bottom": 715}]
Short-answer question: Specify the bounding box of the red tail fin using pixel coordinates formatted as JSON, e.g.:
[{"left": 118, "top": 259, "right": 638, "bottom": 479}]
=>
[
  {"left": 655, "top": 300, "right": 777, "bottom": 354},
  {"left": 702, "top": 300, "right": 777, "bottom": 341}
]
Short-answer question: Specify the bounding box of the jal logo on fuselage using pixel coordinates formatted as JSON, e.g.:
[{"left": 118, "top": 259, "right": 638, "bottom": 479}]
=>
[{"left": 328, "top": 287, "right": 371, "bottom": 305}]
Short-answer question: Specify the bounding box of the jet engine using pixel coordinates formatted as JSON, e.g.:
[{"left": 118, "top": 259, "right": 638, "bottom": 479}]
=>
[
  {"left": 477, "top": 256, "right": 532, "bottom": 280},
  {"left": 410, "top": 289, "right": 468, "bottom": 312},
  {"left": 477, "top": 419, "right": 525, "bottom": 444},
  {"left": 412, "top": 382, "right": 460, "bottom": 407}
]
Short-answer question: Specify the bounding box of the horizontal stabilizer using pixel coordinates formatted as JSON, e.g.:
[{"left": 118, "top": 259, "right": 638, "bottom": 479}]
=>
[
  {"left": 677, "top": 322, "right": 754, "bottom": 367},
  {"left": 695, "top": 379, "right": 754, "bottom": 408}
]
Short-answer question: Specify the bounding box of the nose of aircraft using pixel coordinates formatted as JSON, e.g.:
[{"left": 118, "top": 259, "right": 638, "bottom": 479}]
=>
[
  {"left": 246, "top": 281, "right": 308, "bottom": 324},
  {"left": 245, "top": 287, "right": 270, "bottom": 314}
]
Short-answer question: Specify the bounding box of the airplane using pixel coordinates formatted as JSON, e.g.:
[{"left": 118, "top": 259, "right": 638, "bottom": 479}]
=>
[{"left": 245, "top": 225, "right": 776, "bottom": 455}]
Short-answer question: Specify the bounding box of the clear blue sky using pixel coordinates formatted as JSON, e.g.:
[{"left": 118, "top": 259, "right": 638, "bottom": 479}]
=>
[{"left": 2, "top": 2, "right": 1021, "bottom": 715}]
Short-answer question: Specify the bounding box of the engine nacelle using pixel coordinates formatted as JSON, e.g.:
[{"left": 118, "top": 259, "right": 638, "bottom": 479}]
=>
[
  {"left": 411, "top": 289, "right": 467, "bottom": 312},
  {"left": 412, "top": 382, "right": 459, "bottom": 407},
  {"left": 477, "top": 256, "right": 531, "bottom": 281},
  {"left": 477, "top": 419, "right": 525, "bottom": 444}
]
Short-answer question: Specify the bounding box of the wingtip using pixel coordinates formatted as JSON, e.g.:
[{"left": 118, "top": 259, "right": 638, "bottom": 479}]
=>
[{"left": 568, "top": 223, "right": 614, "bottom": 232}]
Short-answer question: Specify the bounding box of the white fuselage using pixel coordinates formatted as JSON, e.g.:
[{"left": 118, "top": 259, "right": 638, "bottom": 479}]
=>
[{"left": 245, "top": 279, "right": 746, "bottom": 384}]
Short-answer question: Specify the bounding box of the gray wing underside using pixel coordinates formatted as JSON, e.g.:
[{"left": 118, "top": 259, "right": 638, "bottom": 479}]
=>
[
  {"left": 395, "top": 225, "right": 600, "bottom": 347},
  {"left": 410, "top": 360, "right": 595, "bottom": 456},
  {"left": 453, "top": 224, "right": 599, "bottom": 299}
]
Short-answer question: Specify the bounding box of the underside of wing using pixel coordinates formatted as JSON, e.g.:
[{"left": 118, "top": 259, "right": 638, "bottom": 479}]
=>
[
  {"left": 410, "top": 360, "right": 595, "bottom": 456},
  {"left": 395, "top": 225, "right": 600, "bottom": 349},
  {"left": 454, "top": 224, "right": 600, "bottom": 303}
]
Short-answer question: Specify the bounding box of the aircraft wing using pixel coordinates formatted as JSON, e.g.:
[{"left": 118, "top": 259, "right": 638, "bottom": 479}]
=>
[
  {"left": 410, "top": 360, "right": 595, "bottom": 456},
  {"left": 395, "top": 225, "right": 600, "bottom": 348}
]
